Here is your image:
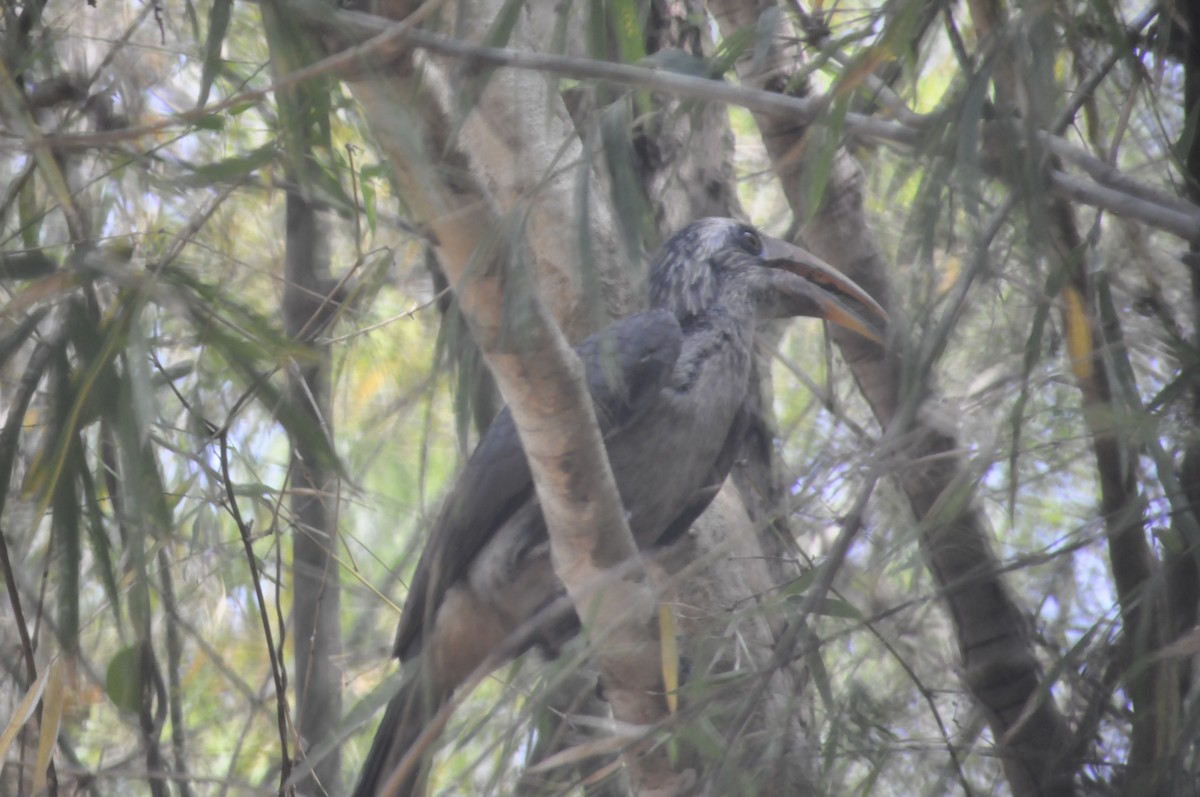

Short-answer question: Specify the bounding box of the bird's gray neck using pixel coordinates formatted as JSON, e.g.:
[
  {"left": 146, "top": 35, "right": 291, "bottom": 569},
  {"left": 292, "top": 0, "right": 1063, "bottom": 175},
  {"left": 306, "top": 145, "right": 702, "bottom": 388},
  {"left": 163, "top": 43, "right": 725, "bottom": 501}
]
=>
[{"left": 670, "top": 301, "right": 757, "bottom": 393}]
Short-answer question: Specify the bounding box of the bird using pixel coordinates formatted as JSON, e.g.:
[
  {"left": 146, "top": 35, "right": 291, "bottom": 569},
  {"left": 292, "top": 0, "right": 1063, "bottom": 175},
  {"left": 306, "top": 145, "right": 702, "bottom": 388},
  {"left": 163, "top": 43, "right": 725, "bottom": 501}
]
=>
[{"left": 352, "top": 217, "right": 887, "bottom": 797}]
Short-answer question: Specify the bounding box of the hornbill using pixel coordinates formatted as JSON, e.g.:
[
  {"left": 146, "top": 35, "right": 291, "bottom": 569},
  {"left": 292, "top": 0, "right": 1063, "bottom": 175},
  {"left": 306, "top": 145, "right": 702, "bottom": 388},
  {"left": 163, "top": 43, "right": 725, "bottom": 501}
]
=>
[{"left": 352, "top": 217, "right": 886, "bottom": 796}]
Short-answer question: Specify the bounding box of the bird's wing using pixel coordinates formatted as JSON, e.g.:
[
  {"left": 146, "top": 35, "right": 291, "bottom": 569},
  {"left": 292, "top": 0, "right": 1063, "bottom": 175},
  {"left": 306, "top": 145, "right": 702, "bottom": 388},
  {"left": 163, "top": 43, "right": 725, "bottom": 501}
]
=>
[
  {"left": 393, "top": 309, "right": 684, "bottom": 659},
  {"left": 654, "top": 402, "right": 749, "bottom": 546}
]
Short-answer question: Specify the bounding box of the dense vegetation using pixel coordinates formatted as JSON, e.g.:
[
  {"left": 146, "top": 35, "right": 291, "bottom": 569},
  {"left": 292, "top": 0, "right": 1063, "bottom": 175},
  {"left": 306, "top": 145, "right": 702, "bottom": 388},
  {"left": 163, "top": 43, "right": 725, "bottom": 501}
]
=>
[{"left": 1, "top": 0, "right": 1198, "bottom": 795}]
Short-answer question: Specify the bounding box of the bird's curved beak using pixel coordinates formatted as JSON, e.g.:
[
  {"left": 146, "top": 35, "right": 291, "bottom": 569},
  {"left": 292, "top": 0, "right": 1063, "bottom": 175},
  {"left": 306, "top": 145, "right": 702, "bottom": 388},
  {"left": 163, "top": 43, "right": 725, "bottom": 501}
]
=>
[{"left": 760, "top": 236, "right": 889, "bottom": 345}]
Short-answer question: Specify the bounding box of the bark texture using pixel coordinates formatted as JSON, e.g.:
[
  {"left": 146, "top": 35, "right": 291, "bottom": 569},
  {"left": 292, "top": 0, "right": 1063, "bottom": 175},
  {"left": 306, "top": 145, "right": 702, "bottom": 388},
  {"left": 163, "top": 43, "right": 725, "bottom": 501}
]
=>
[
  {"left": 265, "top": 9, "right": 345, "bottom": 790},
  {"left": 283, "top": 188, "right": 343, "bottom": 796}
]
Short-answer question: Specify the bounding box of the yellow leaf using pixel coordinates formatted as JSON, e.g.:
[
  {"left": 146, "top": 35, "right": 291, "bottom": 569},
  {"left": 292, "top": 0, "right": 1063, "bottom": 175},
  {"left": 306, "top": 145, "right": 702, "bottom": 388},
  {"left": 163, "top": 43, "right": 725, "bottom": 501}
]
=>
[
  {"left": 32, "top": 658, "right": 66, "bottom": 794},
  {"left": 1063, "top": 286, "right": 1094, "bottom": 382},
  {"left": 0, "top": 662, "right": 50, "bottom": 766},
  {"left": 936, "top": 254, "right": 961, "bottom": 295},
  {"left": 658, "top": 603, "right": 678, "bottom": 714},
  {"left": 0, "top": 271, "right": 80, "bottom": 320},
  {"left": 834, "top": 45, "right": 895, "bottom": 100}
]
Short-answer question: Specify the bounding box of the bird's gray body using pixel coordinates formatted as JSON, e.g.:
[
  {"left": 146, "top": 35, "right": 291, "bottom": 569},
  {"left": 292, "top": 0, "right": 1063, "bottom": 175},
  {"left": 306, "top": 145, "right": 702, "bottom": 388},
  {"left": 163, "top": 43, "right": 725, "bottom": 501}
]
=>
[
  {"left": 352, "top": 218, "right": 885, "bottom": 797},
  {"left": 393, "top": 221, "right": 769, "bottom": 663},
  {"left": 451, "top": 305, "right": 756, "bottom": 651}
]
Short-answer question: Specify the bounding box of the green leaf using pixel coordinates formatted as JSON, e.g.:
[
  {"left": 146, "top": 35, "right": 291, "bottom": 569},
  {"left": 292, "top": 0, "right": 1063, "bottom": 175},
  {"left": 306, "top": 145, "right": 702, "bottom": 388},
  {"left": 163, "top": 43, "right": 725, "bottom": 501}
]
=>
[
  {"left": 803, "top": 95, "right": 850, "bottom": 219},
  {"left": 811, "top": 596, "right": 864, "bottom": 621},
  {"left": 780, "top": 566, "right": 819, "bottom": 595},
  {"left": 751, "top": 7, "right": 781, "bottom": 73},
  {"left": 65, "top": 299, "right": 123, "bottom": 426},
  {"left": 711, "top": 25, "right": 755, "bottom": 79},
  {"left": 607, "top": 0, "right": 646, "bottom": 64},
  {"left": 587, "top": 0, "right": 608, "bottom": 62},
  {"left": 261, "top": 3, "right": 334, "bottom": 159},
  {"left": 642, "top": 49, "right": 711, "bottom": 79},
  {"left": 182, "top": 144, "right": 278, "bottom": 186},
  {"left": 117, "top": 393, "right": 174, "bottom": 537},
  {"left": 197, "top": 0, "right": 232, "bottom": 108},
  {"left": 78, "top": 454, "right": 123, "bottom": 635},
  {"left": 360, "top": 163, "right": 388, "bottom": 181},
  {"left": 227, "top": 101, "right": 259, "bottom": 116},
  {"left": 600, "top": 99, "right": 651, "bottom": 270},
  {"left": 309, "top": 158, "right": 358, "bottom": 213},
  {"left": 182, "top": 0, "right": 200, "bottom": 40},
  {"left": 954, "top": 69, "right": 990, "bottom": 218},
  {"left": 125, "top": 312, "right": 157, "bottom": 449},
  {"left": 483, "top": 0, "right": 526, "bottom": 52},
  {"left": 49, "top": 348, "right": 81, "bottom": 656},
  {"left": 1147, "top": 341, "right": 1200, "bottom": 412},
  {"left": 192, "top": 114, "right": 225, "bottom": 131},
  {"left": 362, "top": 180, "right": 377, "bottom": 236},
  {"left": 0, "top": 342, "right": 53, "bottom": 522},
  {"left": 105, "top": 645, "right": 146, "bottom": 714},
  {"left": 18, "top": 176, "right": 39, "bottom": 249},
  {"left": 185, "top": 299, "right": 341, "bottom": 476}
]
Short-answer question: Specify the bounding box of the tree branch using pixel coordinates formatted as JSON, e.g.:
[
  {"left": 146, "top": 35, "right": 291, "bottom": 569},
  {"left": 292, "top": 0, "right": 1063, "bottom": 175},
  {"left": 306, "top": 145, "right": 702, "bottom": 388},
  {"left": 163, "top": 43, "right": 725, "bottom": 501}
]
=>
[
  {"left": 344, "top": 45, "right": 681, "bottom": 794},
  {"left": 276, "top": 2, "right": 1200, "bottom": 244}
]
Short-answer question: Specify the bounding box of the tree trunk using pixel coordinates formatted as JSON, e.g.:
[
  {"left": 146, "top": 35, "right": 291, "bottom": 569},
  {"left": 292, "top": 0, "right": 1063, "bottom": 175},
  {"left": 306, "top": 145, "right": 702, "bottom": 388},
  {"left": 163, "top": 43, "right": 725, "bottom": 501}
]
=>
[{"left": 284, "top": 189, "right": 344, "bottom": 796}]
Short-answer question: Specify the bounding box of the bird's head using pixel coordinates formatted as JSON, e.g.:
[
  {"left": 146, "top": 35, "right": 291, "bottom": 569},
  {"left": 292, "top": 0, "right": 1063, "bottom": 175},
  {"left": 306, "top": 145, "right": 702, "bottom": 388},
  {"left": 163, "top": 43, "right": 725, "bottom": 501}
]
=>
[{"left": 649, "top": 218, "right": 888, "bottom": 344}]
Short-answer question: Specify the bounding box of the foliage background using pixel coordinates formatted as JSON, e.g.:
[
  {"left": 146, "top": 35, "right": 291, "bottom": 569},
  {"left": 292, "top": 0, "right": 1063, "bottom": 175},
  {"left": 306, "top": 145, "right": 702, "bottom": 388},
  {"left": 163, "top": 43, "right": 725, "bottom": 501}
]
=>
[{"left": 1, "top": 0, "right": 1197, "bottom": 795}]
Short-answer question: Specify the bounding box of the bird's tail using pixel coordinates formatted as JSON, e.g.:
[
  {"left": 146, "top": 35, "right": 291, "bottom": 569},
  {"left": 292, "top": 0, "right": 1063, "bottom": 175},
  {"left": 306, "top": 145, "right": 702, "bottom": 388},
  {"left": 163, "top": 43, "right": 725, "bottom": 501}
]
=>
[{"left": 351, "top": 661, "right": 447, "bottom": 797}]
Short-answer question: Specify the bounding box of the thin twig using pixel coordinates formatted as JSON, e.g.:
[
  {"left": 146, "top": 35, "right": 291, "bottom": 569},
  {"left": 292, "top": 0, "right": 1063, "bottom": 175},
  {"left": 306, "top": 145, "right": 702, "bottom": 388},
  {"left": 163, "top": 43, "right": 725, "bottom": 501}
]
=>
[
  {"left": 289, "top": 6, "right": 1200, "bottom": 242},
  {"left": 156, "top": 548, "right": 193, "bottom": 797},
  {"left": 0, "top": 342, "right": 52, "bottom": 685},
  {"left": 14, "top": 3, "right": 1197, "bottom": 241},
  {"left": 218, "top": 430, "right": 294, "bottom": 796}
]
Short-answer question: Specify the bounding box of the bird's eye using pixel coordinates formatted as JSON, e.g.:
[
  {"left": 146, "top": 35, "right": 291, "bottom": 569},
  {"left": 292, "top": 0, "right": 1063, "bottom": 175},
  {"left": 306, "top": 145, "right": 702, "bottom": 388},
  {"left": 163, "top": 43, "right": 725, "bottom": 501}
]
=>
[{"left": 736, "top": 226, "right": 763, "bottom": 255}]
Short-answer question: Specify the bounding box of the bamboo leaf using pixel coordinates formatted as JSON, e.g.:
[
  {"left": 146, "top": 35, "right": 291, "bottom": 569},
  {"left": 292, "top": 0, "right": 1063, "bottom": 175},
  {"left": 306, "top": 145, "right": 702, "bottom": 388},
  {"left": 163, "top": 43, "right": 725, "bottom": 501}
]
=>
[
  {"left": 955, "top": 70, "right": 991, "bottom": 218},
  {"left": 192, "top": 114, "right": 225, "bottom": 131},
  {"left": 1062, "top": 285, "right": 1094, "bottom": 383},
  {"left": 0, "top": 342, "right": 52, "bottom": 527},
  {"left": 658, "top": 603, "right": 679, "bottom": 713},
  {"left": 362, "top": 179, "right": 377, "bottom": 236},
  {"left": 188, "top": 304, "right": 340, "bottom": 474},
  {"left": 31, "top": 658, "right": 65, "bottom": 794},
  {"left": 751, "top": 7, "right": 781, "bottom": 74},
  {"left": 181, "top": 144, "right": 278, "bottom": 186},
  {"left": 803, "top": 95, "right": 850, "bottom": 218},
  {"left": 49, "top": 347, "right": 81, "bottom": 654},
  {"left": 711, "top": 25, "right": 755, "bottom": 78},
  {"left": 18, "top": 176, "right": 39, "bottom": 249},
  {"left": 197, "top": 0, "right": 232, "bottom": 108},
  {"left": 79, "top": 455, "right": 123, "bottom": 634},
  {"left": 0, "top": 662, "right": 50, "bottom": 765},
  {"left": 780, "top": 566, "right": 819, "bottom": 596},
  {"left": 642, "top": 49, "right": 710, "bottom": 79},
  {"left": 607, "top": 0, "right": 646, "bottom": 64},
  {"left": 811, "top": 597, "right": 864, "bottom": 621},
  {"left": 125, "top": 312, "right": 157, "bottom": 449},
  {"left": 262, "top": 2, "right": 333, "bottom": 168},
  {"left": 105, "top": 645, "right": 145, "bottom": 714},
  {"left": 600, "top": 100, "right": 651, "bottom": 268}
]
